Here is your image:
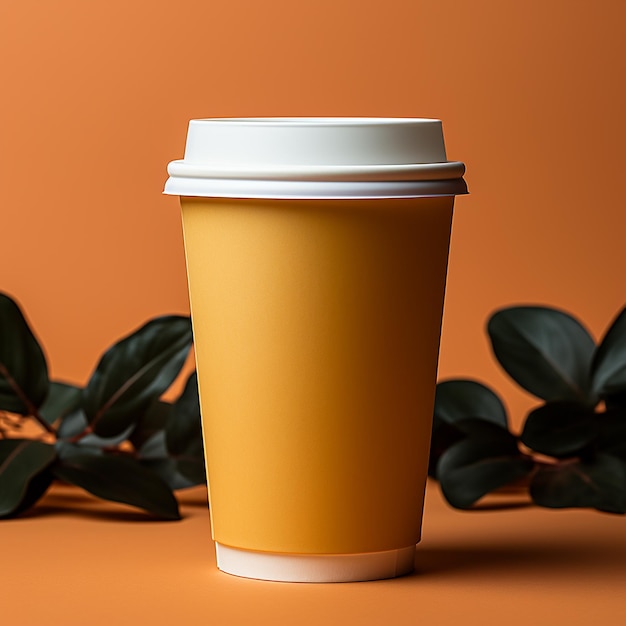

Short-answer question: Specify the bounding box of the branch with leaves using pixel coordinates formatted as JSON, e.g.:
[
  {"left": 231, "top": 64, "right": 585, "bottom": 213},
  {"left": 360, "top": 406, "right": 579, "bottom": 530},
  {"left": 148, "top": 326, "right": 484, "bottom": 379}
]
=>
[
  {"left": 430, "top": 306, "right": 626, "bottom": 514},
  {"left": 0, "top": 292, "right": 205, "bottom": 520},
  {"left": 3, "top": 291, "right": 625, "bottom": 521}
]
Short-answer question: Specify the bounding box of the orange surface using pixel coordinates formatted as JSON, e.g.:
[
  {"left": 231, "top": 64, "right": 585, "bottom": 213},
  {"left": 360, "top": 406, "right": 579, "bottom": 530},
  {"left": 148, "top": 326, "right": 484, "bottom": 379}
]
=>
[
  {"left": 1, "top": 1, "right": 625, "bottom": 431},
  {"left": 1, "top": 4, "right": 626, "bottom": 622},
  {"left": 2, "top": 482, "right": 625, "bottom": 626}
]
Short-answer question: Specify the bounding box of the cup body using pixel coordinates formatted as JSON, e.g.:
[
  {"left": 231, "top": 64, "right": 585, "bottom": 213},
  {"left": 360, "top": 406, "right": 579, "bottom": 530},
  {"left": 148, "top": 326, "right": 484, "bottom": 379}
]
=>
[{"left": 166, "top": 118, "right": 466, "bottom": 582}]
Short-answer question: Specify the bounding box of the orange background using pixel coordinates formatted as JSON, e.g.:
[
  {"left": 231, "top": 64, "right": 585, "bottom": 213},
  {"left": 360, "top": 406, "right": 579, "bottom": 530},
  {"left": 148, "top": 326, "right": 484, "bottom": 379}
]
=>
[{"left": 2, "top": 0, "right": 625, "bottom": 430}]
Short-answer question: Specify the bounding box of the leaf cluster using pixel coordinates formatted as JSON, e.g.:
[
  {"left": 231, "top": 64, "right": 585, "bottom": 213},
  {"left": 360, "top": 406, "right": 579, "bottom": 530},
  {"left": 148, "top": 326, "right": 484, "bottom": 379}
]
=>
[
  {"left": 430, "top": 306, "right": 626, "bottom": 513},
  {"left": 0, "top": 292, "right": 205, "bottom": 520}
]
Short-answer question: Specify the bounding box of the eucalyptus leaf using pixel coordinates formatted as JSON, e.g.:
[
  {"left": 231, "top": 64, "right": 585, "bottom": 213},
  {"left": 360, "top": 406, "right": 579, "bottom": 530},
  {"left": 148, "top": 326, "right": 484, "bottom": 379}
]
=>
[
  {"left": 0, "top": 293, "right": 49, "bottom": 415},
  {"left": 488, "top": 306, "right": 596, "bottom": 405},
  {"left": 521, "top": 402, "right": 596, "bottom": 457},
  {"left": 83, "top": 316, "right": 192, "bottom": 438},
  {"left": 0, "top": 439, "right": 56, "bottom": 517},
  {"left": 591, "top": 308, "right": 626, "bottom": 397},
  {"left": 39, "top": 381, "right": 82, "bottom": 425},
  {"left": 437, "top": 419, "right": 533, "bottom": 509},
  {"left": 530, "top": 454, "right": 626, "bottom": 514},
  {"left": 53, "top": 454, "right": 180, "bottom": 519}
]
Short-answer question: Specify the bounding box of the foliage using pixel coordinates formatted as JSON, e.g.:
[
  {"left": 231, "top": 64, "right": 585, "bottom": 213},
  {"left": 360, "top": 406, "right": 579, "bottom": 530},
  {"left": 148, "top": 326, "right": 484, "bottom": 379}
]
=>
[
  {"left": 0, "top": 292, "right": 204, "bottom": 520},
  {"left": 431, "top": 305, "right": 626, "bottom": 514},
  {"left": 4, "top": 290, "right": 625, "bottom": 519}
]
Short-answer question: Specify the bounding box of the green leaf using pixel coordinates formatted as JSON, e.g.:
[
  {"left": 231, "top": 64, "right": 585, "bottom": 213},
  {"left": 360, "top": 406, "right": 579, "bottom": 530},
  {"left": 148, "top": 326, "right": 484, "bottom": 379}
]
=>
[
  {"left": 129, "top": 400, "right": 172, "bottom": 450},
  {"left": 488, "top": 306, "right": 596, "bottom": 405},
  {"left": 595, "top": 409, "right": 626, "bottom": 461},
  {"left": 176, "top": 458, "right": 206, "bottom": 485},
  {"left": 430, "top": 380, "right": 508, "bottom": 479},
  {"left": 166, "top": 373, "right": 203, "bottom": 457},
  {"left": 166, "top": 372, "right": 205, "bottom": 484},
  {"left": 0, "top": 439, "right": 56, "bottom": 517},
  {"left": 521, "top": 402, "right": 596, "bottom": 457},
  {"left": 55, "top": 440, "right": 104, "bottom": 460},
  {"left": 83, "top": 316, "right": 193, "bottom": 438},
  {"left": 437, "top": 419, "right": 534, "bottom": 509},
  {"left": 428, "top": 421, "right": 466, "bottom": 478},
  {"left": 140, "top": 458, "right": 197, "bottom": 491},
  {"left": 604, "top": 390, "right": 626, "bottom": 411},
  {"left": 591, "top": 308, "right": 626, "bottom": 397},
  {"left": 136, "top": 431, "right": 196, "bottom": 490},
  {"left": 12, "top": 470, "right": 54, "bottom": 516},
  {"left": 39, "top": 381, "right": 82, "bottom": 425},
  {"left": 58, "top": 409, "right": 134, "bottom": 447},
  {"left": 0, "top": 292, "right": 49, "bottom": 414},
  {"left": 434, "top": 379, "right": 508, "bottom": 428},
  {"left": 530, "top": 454, "right": 626, "bottom": 513},
  {"left": 57, "top": 409, "right": 88, "bottom": 439},
  {"left": 52, "top": 454, "right": 181, "bottom": 519}
]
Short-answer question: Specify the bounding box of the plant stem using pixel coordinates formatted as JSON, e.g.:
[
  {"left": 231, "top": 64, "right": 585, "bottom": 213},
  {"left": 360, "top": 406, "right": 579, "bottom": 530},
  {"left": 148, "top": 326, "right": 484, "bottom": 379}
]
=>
[
  {"left": 67, "top": 425, "right": 92, "bottom": 444},
  {"left": 0, "top": 363, "right": 56, "bottom": 435}
]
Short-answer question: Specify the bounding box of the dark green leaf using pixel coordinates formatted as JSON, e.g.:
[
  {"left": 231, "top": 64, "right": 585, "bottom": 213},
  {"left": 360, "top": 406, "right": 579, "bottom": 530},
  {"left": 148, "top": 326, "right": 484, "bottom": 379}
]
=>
[
  {"left": 0, "top": 293, "right": 49, "bottom": 414},
  {"left": 52, "top": 454, "right": 180, "bottom": 519},
  {"left": 137, "top": 427, "right": 205, "bottom": 490},
  {"left": 136, "top": 431, "right": 197, "bottom": 490},
  {"left": 437, "top": 419, "right": 534, "bottom": 509},
  {"left": 58, "top": 409, "right": 133, "bottom": 447},
  {"left": 57, "top": 409, "right": 88, "bottom": 439},
  {"left": 488, "top": 306, "right": 596, "bottom": 405},
  {"left": 137, "top": 430, "right": 169, "bottom": 459},
  {"left": 0, "top": 439, "right": 56, "bottom": 517},
  {"left": 430, "top": 380, "right": 507, "bottom": 478},
  {"left": 55, "top": 440, "right": 104, "bottom": 460},
  {"left": 595, "top": 409, "right": 626, "bottom": 461},
  {"left": 166, "top": 372, "right": 205, "bottom": 484},
  {"left": 83, "top": 316, "right": 193, "bottom": 438},
  {"left": 11, "top": 470, "right": 54, "bottom": 516},
  {"left": 521, "top": 402, "right": 596, "bottom": 457},
  {"left": 141, "top": 458, "right": 197, "bottom": 490},
  {"left": 428, "top": 421, "right": 466, "bottom": 478},
  {"left": 129, "top": 400, "right": 172, "bottom": 450},
  {"left": 176, "top": 458, "right": 206, "bottom": 485},
  {"left": 434, "top": 379, "right": 508, "bottom": 428},
  {"left": 604, "top": 390, "right": 626, "bottom": 411},
  {"left": 530, "top": 454, "right": 626, "bottom": 513},
  {"left": 166, "top": 372, "right": 203, "bottom": 457},
  {"left": 39, "top": 381, "right": 82, "bottom": 425},
  {"left": 591, "top": 308, "right": 626, "bottom": 397}
]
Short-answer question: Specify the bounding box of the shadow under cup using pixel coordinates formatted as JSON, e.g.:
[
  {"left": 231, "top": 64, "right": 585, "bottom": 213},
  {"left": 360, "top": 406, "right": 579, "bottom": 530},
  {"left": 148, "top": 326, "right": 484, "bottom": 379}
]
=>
[{"left": 166, "top": 118, "right": 467, "bottom": 582}]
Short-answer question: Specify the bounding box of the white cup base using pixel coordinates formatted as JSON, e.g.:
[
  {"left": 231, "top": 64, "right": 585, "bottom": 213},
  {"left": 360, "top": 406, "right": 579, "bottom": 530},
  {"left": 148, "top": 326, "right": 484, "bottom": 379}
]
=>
[{"left": 215, "top": 543, "right": 416, "bottom": 583}]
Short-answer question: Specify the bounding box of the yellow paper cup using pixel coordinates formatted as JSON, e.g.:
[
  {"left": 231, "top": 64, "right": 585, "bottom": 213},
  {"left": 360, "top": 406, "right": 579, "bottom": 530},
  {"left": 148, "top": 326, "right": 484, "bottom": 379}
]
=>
[{"left": 164, "top": 118, "right": 467, "bottom": 582}]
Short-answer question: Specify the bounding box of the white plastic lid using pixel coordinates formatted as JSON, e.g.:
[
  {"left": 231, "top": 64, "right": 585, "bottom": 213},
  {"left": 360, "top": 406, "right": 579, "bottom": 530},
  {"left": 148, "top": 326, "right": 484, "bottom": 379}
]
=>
[{"left": 164, "top": 118, "right": 467, "bottom": 200}]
